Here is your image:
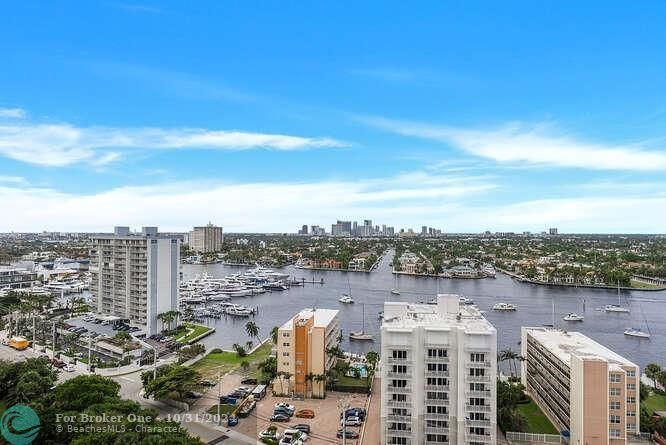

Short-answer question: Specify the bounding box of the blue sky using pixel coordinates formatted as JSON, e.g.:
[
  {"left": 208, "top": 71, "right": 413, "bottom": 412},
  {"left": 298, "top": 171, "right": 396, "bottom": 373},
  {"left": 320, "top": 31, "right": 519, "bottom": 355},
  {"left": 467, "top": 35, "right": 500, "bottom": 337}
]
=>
[{"left": 1, "top": 2, "right": 666, "bottom": 232}]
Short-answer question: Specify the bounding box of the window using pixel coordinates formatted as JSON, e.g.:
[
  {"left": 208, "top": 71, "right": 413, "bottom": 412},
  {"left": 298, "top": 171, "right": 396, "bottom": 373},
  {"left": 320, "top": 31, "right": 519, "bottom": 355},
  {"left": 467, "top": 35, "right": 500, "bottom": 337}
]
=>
[
  {"left": 626, "top": 370, "right": 636, "bottom": 377},
  {"left": 426, "top": 392, "right": 448, "bottom": 401},
  {"left": 469, "top": 368, "right": 485, "bottom": 377},
  {"left": 392, "top": 365, "right": 408, "bottom": 374},
  {"left": 427, "top": 363, "right": 448, "bottom": 372},
  {"left": 609, "top": 415, "right": 621, "bottom": 424},
  {"left": 392, "top": 394, "right": 407, "bottom": 402},
  {"left": 392, "top": 350, "right": 407, "bottom": 359},
  {"left": 426, "top": 405, "right": 447, "bottom": 415},
  {"left": 426, "top": 420, "right": 448, "bottom": 428},
  {"left": 627, "top": 423, "right": 636, "bottom": 431},
  {"left": 627, "top": 383, "right": 636, "bottom": 390},
  {"left": 470, "top": 353, "right": 485, "bottom": 362},
  {"left": 627, "top": 410, "right": 636, "bottom": 417},
  {"left": 427, "top": 348, "right": 448, "bottom": 358},
  {"left": 282, "top": 352, "right": 289, "bottom": 357},
  {"left": 426, "top": 434, "right": 448, "bottom": 442},
  {"left": 427, "top": 377, "right": 448, "bottom": 386},
  {"left": 610, "top": 373, "right": 621, "bottom": 383},
  {"left": 389, "top": 438, "right": 407, "bottom": 445},
  {"left": 610, "top": 401, "right": 621, "bottom": 410},
  {"left": 282, "top": 342, "right": 290, "bottom": 347},
  {"left": 609, "top": 429, "right": 621, "bottom": 438},
  {"left": 610, "top": 388, "right": 621, "bottom": 396},
  {"left": 627, "top": 396, "right": 636, "bottom": 404}
]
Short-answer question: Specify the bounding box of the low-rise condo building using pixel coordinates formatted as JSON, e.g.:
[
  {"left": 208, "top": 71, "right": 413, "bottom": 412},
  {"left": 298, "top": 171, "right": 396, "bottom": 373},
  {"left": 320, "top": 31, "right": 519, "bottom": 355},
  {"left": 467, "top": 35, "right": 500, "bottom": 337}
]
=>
[
  {"left": 521, "top": 328, "right": 640, "bottom": 445},
  {"left": 381, "top": 294, "right": 497, "bottom": 445},
  {"left": 276, "top": 308, "right": 341, "bottom": 398}
]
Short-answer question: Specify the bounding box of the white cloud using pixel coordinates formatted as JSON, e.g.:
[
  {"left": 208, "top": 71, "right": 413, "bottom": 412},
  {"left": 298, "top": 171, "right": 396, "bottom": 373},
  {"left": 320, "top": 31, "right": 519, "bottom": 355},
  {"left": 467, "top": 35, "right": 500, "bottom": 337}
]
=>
[
  {"left": 0, "top": 108, "right": 26, "bottom": 119},
  {"left": 0, "top": 172, "right": 495, "bottom": 232},
  {"left": 0, "top": 121, "right": 347, "bottom": 167},
  {"left": 359, "top": 116, "right": 666, "bottom": 171}
]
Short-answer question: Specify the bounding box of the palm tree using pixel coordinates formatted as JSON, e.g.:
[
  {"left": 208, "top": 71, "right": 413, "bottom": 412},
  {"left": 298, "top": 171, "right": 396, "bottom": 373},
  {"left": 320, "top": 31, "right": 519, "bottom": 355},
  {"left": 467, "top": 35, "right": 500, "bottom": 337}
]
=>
[
  {"left": 245, "top": 321, "right": 259, "bottom": 339},
  {"left": 645, "top": 363, "right": 662, "bottom": 389},
  {"left": 245, "top": 340, "right": 253, "bottom": 352},
  {"left": 500, "top": 348, "right": 520, "bottom": 377},
  {"left": 313, "top": 374, "right": 326, "bottom": 397},
  {"left": 270, "top": 326, "right": 279, "bottom": 344},
  {"left": 305, "top": 372, "right": 314, "bottom": 395}
]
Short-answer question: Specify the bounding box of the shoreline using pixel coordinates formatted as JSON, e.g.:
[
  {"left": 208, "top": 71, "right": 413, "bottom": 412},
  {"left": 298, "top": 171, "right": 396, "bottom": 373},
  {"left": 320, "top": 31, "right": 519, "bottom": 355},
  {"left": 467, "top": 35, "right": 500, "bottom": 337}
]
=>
[{"left": 497, "top": 268, "right": 666, "bottom": 292}]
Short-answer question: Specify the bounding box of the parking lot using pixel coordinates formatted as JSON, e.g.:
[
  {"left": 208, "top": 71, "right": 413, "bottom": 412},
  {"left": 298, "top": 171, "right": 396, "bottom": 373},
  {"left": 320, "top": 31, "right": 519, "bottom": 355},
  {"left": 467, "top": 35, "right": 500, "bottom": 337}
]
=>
[{"left": 234, "top": 389, "right": 368, "bottom": 444}]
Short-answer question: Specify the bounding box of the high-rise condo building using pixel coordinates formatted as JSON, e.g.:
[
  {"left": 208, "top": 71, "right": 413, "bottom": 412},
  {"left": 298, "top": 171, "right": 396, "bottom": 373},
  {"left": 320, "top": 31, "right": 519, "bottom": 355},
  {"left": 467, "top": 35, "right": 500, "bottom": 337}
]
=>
[
  {"left": 189, "top": 223, "right": 224, "bottom": 252},
  {"left": 521, "top": 328, "right": 640, "bottom": 445},
  {"left": 381, "top": 294, "right": 497, "bottom": 445},
  {"left": 276, "top": 308, "right": 340, "bottom": 398},
  {"left": 90, "top": 226, "right": 180, "bottom": 335}
]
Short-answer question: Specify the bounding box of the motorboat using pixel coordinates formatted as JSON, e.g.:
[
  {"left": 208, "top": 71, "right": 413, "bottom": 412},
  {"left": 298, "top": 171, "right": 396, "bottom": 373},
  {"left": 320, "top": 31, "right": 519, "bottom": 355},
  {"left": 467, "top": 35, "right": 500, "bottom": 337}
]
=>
[
  {"left": 459, "top": 296, "right": 475, "bottom": 305},
  {"left": 349, "top": 331, "right": 374, "bottom": 341},
  {"left": 339, "top": 295, "right": 354, "bottom": 304},
  {"left": 624, "top": 328, "right": 650, "bottom": 338},
  {"left": 390, "top": 288, "right": 400, "bottom": 295},
  {"left": 225, "top": 305, "right": 254, "bottom": 317},
  {"left": 604, "top": 304, "right": 630, "bottom": 313},
  {"left": 563, "top": 313, "right": 584, "bottom": 322},
  {"left": 492, "top": 303, "right": 517, "bottom": 311},
  {"left": 481, "top": 264, "right": 496, "bottom": 278}
]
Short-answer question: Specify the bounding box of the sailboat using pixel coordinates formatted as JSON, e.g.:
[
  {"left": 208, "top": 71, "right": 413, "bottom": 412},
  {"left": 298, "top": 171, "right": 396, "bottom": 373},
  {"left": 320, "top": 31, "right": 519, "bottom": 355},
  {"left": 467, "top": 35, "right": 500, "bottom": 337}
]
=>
[
  {"left": 564, "top": 298, "right": 585, "bottom": 321},
  {"left": 349, "top": 304, "right": 373, "bottom": 341},
  {"left": 624, "top": 297, "right": 651, "bottom": 339},
  {"left": 390, "top": 274, "right": 400, "bottom": 295},
  {"left": 339, "top": 275, "right": 355, "bottom": 304},
  {"left": 605, "top": 282, "right": 630, "bottom": 313}
]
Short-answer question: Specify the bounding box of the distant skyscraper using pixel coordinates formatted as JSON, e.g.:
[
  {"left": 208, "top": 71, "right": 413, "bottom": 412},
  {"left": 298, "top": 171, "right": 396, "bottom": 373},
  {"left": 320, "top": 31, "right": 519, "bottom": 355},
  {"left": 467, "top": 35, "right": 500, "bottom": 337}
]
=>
[
  {"left": 422, "top": 225, "right": 428, "bottom": 235},
  {"left": 381, "top": 295, "right": 497, "bottom": 445},
  {"left": 90, "top": 226, "right": 179, "bottom": 335},
  {"left": 549, "top": 227, "right": 558, "bottom": 235},
  {"left": 189, "top": 223, "right": 224, "bottom": 252},
  {"left": 352, "top": 221, "right": 358, "bottom": 236},
  {"left": 299, "top": 224, "right": 308, "bottom": 235}
]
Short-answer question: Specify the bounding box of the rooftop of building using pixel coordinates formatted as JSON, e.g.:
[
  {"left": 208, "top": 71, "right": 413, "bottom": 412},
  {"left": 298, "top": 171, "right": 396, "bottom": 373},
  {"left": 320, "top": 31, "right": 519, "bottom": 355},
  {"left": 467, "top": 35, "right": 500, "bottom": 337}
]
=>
[
  {"left": 524, "top": 327, "right": 637, "bottom": 369},
  {"left": 381, "top": 294, "right": 496, "bottom": 334},
  {"left": 280, "top": 308, "right": 339, "bottom": 330}
]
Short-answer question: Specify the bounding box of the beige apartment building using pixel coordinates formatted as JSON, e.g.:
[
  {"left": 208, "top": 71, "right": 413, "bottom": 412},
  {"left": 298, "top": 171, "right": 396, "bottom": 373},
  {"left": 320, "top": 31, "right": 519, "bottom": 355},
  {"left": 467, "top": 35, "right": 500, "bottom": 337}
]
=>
[
  {"left": 521, "top": 328, "right": 640, "bottom": 445},
  {"left": 276, "top": 308, "right": 340, "bottom": 398},
  {"left": 189, "top": 223, "right": 224, "bottom": 253}
]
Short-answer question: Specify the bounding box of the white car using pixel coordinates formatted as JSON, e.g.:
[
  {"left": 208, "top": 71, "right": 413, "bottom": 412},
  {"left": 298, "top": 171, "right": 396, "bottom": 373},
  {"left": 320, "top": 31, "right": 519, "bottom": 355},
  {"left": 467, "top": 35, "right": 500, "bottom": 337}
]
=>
[
  {"left": 64, "top": 364, "right": 76, "bottom": 372},
  {"left": 274, "top": 402, "right": 296, "bottom": 412},
  {"left": 259, "top": 429, "right": 281, "bottom": 441},
  {"left": 341, "top": 416, "right": 362, "bottom": 426}
]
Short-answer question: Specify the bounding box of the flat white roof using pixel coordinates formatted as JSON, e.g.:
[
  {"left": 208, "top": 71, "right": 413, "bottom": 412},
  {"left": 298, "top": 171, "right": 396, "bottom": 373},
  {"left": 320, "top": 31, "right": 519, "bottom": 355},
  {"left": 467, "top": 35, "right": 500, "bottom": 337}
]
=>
[
  {"left": 280, "top": 308, "right": 339, "bottom": 330},
  {"left": 524, "top": 327, "right": 637, "bottom": 368},
  {"left": 382, "top": 294, "right": 495, "bottom": 334}
]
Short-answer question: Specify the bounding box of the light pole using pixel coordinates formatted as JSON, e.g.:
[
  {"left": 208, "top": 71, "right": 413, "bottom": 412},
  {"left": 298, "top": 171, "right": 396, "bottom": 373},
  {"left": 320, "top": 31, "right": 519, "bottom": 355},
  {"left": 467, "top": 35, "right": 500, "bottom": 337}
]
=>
[
  {"left": 217, "top": 370, "right": 222, "bottom": 425},
  {"left": 51, "top": 321, "right": 56, "bottom": 359},
  {"left": 337, "top": 395, "right": 352, "bottom": 445}
]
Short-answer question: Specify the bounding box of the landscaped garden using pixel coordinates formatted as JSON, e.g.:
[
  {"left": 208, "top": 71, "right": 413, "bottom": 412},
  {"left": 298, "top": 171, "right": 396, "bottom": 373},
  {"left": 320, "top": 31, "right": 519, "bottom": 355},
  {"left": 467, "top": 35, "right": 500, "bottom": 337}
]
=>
[
  {"left": 515, "top": 399, "right": 558, "bottom": 434},
  {"left": 190, "top": 341, "right": 273, "bottom": 379}
]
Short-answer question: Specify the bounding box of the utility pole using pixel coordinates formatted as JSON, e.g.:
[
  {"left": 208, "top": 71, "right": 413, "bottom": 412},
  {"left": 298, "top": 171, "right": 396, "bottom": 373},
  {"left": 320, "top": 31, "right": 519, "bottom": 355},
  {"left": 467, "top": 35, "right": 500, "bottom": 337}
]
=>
[
  {"left": 51, "top": 321, "right": 56, "bottom": 359},
  {"left": 153, "top": 348, "right": 157, "bottom": 381},
  {"left": 217, "top": 370, "right": 222, "bottom": 425},
  {"left": 337, "top": 395, "right": 351, "bottom": 445},
  {"left": 88, "top": 336, "right": 92, "bottom": 372}
]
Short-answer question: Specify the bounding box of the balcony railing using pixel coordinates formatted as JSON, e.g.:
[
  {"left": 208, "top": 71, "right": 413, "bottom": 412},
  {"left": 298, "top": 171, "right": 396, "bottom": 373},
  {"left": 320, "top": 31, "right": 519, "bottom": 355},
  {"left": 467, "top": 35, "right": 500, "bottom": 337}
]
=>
[
  {"left": 386, "top": 400, "right": 412, "bottom": 408},
  {"left": 386, "top": 385, "right": 411, "bottom": 393},
  {"left": 387, "top": 357, "right": 410, "bottom": 364},
  {"left": 424, "top": 370, "right": 450, "bottom": 377},
  {"left": 467, "top": 361, "right": 492, "bottom": 368},
  {"left": 387, "top": 414, "right": 412, "bottom": 422},
  {"left": 424, "top": 413, "right": 449, "bottom": 421},
  {"left": 424, "top": 399, "right": 449, "bottom": 406},
  {"left": 424, "top": 426, "right": 450, "bottom": 434},
  {"left": 424, "top": 384, "right": 450, "bottom": 391},
  {"left": 465, "top": 404, "right": 492, "bottom": 412},
  {"left": 465, "top": 419, "right": 492, "bottom": 426},
  {"left": 466, "top": 389, "right": 492, "bottom": 397},
  {"left": 386, "top": 371, "right": 412, "bottom": 378},
  {"left": 386, "top": 428, "right": 412, "bottom": 437},
  {"left": 466, "top": 374, "right": 491, "bottom": 382},
  {"left": 424, "top": 355, "right": 450, "bottom": 363},
  {"left": 465, "top": 432, "right": 493, "bottom": 442}
]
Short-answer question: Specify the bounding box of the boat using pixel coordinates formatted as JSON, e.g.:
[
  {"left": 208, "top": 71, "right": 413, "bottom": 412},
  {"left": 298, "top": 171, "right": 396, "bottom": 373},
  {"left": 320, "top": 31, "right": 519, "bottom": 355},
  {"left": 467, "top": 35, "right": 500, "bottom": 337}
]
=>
[
  {"left": 606, "top": 282, "right": 630, "bottom": 313},
  {"left": 563, "top": 313, "right": 584, "bottom": 322},
  {"left": 377, "top": 311, "right": 384, "bottom": 320},
  {"left": 390, "top": 288, "right": 400, "bottom": 295},
  {"left": 492, "top": 303, "right": 517, "bottom": 311},
  {"left": 225, "top": 305, "right": 254, "bottom": 317},
  {"left": 481, "top": 264, "right": 496, "bottom": 278},
  {"left": 349, "top": 304, "right": 373, "bottom": 341},
  {"left": 459, "top": 296, "right": 475, "bottom": 305},
  {"left": 624, "top": 328, "right": 650, "bottom": 338},
  {"left": 339, "top": 295, "right": 354, "bottom": 304}
]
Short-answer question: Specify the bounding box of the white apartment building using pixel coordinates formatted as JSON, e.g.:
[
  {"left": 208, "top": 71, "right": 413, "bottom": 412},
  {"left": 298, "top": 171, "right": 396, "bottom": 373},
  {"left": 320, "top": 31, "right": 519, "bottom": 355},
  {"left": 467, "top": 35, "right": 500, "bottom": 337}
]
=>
[
  {"left": 189, "top": 223, "right": 224, "bottom": 253},
  {"left": 276, "top": 308, "right": 340, "bottom": 398},
  {"left": 521, "top": 328, "right": 640, "bottom": 445},
  {"left": 381, "top": 294, "right": 497, "bottom": 445},
  {"left": 89, "top": 226, "right": 180, "bottom": 335}
]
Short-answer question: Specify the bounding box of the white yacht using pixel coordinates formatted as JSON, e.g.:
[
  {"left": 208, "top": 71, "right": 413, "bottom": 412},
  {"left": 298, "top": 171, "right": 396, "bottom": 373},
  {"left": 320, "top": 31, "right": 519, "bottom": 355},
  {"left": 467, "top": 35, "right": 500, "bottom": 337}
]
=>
[
  {"left": 482, "top": 264, "right": 496, "bottom": 278},
  {"left": 604, "top": 304, "right": 630, "bottom": 313},
  {"left": 349, "top": 304, "right": 373, "bottom": 341},
  {"left": 390, "top": 288, "right": 400, "bottom": 295},
  {"left": 624, "top": 328, "right": 650, "bottom": 339},
  {"left": 339, "top": 295, "right": 354, "bottom": 304},
  {"left": 225, "top": 305, "right": 254, "bottom": 317},
  {"left": 563, "top": 313, "right": 584, "bottom": 322},
  {"left": 459, "top": 296, "right": 475, "bottom": 305},
  {"left": 492, "top": 302, "right": 517, "bottom": 311}
]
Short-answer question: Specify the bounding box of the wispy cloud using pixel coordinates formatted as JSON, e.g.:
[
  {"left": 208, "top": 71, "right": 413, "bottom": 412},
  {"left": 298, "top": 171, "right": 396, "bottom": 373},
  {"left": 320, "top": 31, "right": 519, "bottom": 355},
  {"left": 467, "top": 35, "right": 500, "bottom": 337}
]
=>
[
  {"left": 0, "top": 175, "right": 27, "bottom": 185},
  {"left": 0, "top": 108, "right": 26, "bottom": 119},
  {"left": 0, "top": 115, "right": 348, "bottom": 166},
  {"left": 0, "top": 172, "right": 495, "bottom": 232},
  {"left": 358, "top": 116, "right": 666, "bottom": 171}
]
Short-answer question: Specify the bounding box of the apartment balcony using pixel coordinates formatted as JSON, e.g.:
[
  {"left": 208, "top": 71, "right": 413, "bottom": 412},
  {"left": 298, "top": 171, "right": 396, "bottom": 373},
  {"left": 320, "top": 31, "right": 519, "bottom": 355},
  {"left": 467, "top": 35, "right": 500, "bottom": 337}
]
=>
[
  {"left": 386, "top": 385, "right": 411, "bottom": 394},
  {"left": 465, "top": 432, "right": 493, "bottom": 442},
  {"left": 424, "top": 413, "right": 450, "bottom": 421},
  {"left": 465, "top": 419, "right": 492, "bottom": 426},
  {"left": 425, "top": 399, "right": 449, "bottom": 406},
  {"left": 425, "top": 441, "right": 448, "bottom": 445},
  {"left": 387, "top": 400, "right": 412, "bottom": 409},
  {"left": 387, "top": 414, "right": 412, "bottom": 422},
  {"left": 424, "top": 426, "right": 450, "bottom": 435},
  {"left": 466, "top": 374, "right": 491, "bottom": 382},
  {"left": 465, "top": 404, "right": 492, "bottom": 412},
  {"left": 424, "top": 355, "right": 450, "bottom": 363},
  {"left": 387, "top": 357, "right": 410, "bottom": 364},
  {"left": 424, "top": 370, "right": 450, "bottom": 378},
  {"left": 467, "top": 361, "right": 492, "bottom": 369},
  {"left": 386, "top": 428, "right": 413, "bottom": 438},
  {"left": 386, "top": 371, "right": 412, "bottom": 378},
  {"left": 466, "top": 389, "right": 492, "bottom": 397},
  {"left": 425, "top": 385, "right": 450, "bottom": 391}
]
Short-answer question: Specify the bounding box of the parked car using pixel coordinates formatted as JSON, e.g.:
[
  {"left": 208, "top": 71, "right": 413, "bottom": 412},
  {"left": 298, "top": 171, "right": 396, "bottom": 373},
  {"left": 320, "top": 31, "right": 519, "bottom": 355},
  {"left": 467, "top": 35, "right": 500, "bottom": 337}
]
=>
[
  {"left": 128, "top": 327, "right": 140, "bottom": 332},
  {"left": 283, "top": 428, "right": 308, "bottom": 442},
  {"left": 270, "top": 414, "right": 290, "bottom": 422},
  {"left": 64, "top": 364, "right": 76, "bottom": 372},
  {"left": 341, "top": 416, "right": 362, "bottom": 427},
  {"left": 291, "top": 424, "right": 311, "bottom": 434},
  {"left": 342, "top": 407, "right": 366, "bottom": 420},
  {"left": 259, "top": 427, "right": 281, "bottom": 441},
  {"left": 336, "top": 430, "right": 359, "bottom": 439},
  {"left": 275, "top": 402, "right": 296, "bottom": 413},
  {"left": 240, "top": 378, "right": 257, "bottom": 385},
  {"left": 295, "top": 409, "right": 315, "bottom": 419},
  {"left": 200, "top": 380, "right": 217, "bottom": 387},
  {"left": 184, "top": 391, "right": 203, "bottom": 399},
  {"left": 273, "top": 407, "right": 293, "bottom": 417}
]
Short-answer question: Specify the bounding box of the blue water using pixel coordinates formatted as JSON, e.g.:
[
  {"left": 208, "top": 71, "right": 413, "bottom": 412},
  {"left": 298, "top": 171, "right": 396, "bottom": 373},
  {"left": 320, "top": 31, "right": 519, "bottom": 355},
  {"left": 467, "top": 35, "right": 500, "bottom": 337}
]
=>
[{"left": 182, "top": 251, "right": 666, "bottom": 369}]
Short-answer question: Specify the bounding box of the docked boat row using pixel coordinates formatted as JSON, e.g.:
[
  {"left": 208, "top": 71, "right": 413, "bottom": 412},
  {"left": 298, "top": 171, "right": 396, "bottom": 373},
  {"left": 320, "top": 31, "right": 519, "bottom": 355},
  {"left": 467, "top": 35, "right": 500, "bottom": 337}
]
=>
[{"left": 181, "top": 302, "right": 258, "bottom": 321}]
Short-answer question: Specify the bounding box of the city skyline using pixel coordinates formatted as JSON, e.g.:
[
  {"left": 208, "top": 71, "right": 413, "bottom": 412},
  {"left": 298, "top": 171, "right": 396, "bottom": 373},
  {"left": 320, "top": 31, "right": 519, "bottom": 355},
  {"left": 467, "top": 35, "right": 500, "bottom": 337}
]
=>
[{"left": 2, "top": 3, "right": 666, "bottom": 233}]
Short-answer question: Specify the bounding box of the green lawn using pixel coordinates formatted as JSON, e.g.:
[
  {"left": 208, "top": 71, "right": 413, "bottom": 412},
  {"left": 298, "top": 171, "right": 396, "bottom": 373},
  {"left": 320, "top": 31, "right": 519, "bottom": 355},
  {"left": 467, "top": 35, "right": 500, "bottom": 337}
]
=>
[
  {"left": 516, "top": 400, "right": 559, "bottom": 434},
  {"left": 630, "top": 279, "right": 665, "bottom": 290},
  {"left": 206, "top": 404, "right": 237, "bottom": 416},
  {"left": 175, "top": 323, "right": 214, "bottom": 344},
  {"left": 190, "top": 341, "right": 273, "bottom": 378},
  {"left": 336, "top": 375, "right": 370, "bottom": 388},
  {"left": 643, "top": 391, "right": 666, "bottom": 414}
]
